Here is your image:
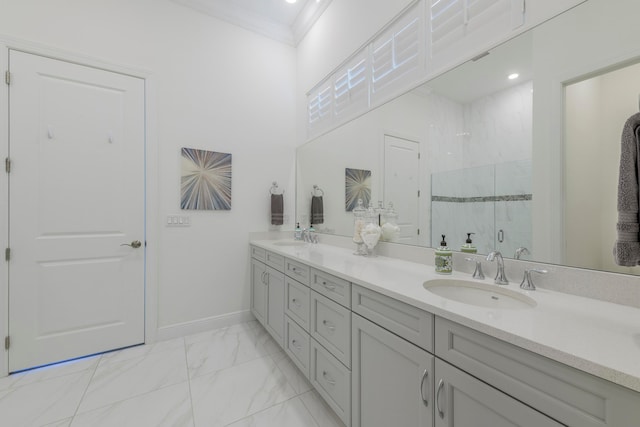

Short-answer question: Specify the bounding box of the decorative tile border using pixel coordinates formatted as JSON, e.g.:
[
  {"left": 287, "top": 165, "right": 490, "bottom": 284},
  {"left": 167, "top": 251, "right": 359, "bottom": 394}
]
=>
[{"left": 432, "top": 194, "right": 532, "bottom": 203}]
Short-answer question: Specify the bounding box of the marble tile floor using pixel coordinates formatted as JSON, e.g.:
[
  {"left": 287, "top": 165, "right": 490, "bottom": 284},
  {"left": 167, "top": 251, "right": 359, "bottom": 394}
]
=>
[{"left": 0, "top": 321, "right": 346, "bottom": 427}]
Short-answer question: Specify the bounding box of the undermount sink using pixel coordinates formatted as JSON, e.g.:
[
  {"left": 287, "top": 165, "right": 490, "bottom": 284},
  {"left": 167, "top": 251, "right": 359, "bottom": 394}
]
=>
[
  {"left": 423, "top": 279, "right": 536, "bottom": 309},
  {"left": 272, "top": 240, "right": 308, "bottom": 247}
]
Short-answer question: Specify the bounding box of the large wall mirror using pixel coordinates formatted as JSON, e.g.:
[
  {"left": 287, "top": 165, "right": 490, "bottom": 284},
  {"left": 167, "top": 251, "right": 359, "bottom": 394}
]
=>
[{"left": 297, "top": 0, "right": 640, "bottom": 276}]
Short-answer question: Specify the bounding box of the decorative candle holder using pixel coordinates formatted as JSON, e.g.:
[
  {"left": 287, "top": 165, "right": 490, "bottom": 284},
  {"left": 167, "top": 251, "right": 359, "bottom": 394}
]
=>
[
  {"left": 360, "top": 204, "right": 382, "bottom": 257},
  {"left": 352, "top": 199, "right": 368, "bottom": 256}
]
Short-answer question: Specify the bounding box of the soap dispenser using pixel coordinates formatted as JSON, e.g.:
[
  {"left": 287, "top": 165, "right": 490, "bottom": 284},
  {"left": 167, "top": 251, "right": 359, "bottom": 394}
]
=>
[
  {"left": 294, "top": 223, "right": 302, "bottom": 241},
  {"left": 435, "top": 235, "right": 453, "bottom": 274},
  {"left": 461, "top": 233, "right": 477, "bottom": 254}
]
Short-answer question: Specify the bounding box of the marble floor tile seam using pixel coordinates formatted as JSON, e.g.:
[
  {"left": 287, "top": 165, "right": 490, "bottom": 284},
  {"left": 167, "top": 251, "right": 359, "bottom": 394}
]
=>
[
  {"left": 221, "top": 393, "right": 318, "bottom": 427},
  {"left": 186, "top": 346, "right": 283, "bottom": 381},
  {"left": 72, "top": 379, "right": 194, "bottom": 420},
  {"left": 5, "top": 355, "right": 104, "bottom": 391},
  {"left": 184, "top": 321, "right": 262, "bottom": 346},
  {"left": 97, "top": 337, "right": 187, "bottom": 368},
  {"left": 184, "top": 340, "right": 198, "bottom": 427},
  {"left": 76, "top": 347, "right": 190, "bottom": 414},
  {"left": 69, "top": 353, "right": 103, "bottom": 420}
]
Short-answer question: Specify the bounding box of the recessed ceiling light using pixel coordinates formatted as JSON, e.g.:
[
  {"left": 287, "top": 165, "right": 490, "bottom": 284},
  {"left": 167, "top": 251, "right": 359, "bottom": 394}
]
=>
[
  {"left": 285, "top": 0, "right": 297, "bottom": 4},
  {"left": 508, "top": 73, "right": 519, "bottom": 80}
]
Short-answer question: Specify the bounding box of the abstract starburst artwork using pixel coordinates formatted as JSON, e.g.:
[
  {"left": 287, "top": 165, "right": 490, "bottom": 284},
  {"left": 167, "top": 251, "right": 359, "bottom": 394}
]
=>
[
  {"left": 345, "top": 168, "right": 371, "bottom": 211},
  {"left": 181, "top": 148, "right": 232, "bottom": 210}
]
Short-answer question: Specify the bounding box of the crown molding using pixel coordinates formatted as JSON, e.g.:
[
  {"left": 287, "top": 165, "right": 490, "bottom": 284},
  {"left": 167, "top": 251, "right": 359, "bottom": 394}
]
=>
[{"left": 171, "top": 0, "right": 332, "bottom": 47}]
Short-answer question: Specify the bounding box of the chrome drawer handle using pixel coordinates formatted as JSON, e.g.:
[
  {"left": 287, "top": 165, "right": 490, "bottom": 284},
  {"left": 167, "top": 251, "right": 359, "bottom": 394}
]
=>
[
  {"left": 291, "top": 339, "right": 302, "bottom": 350},
  {"left": 292, "top": 298, "right": 301, "bottom": 307},
  {"left": 420, "top": 369, "right": 429, "bottom": 407},
  {"left": 436, "top": 379, "right": 445, "bottom": 419},
  {"left": 322, "top": 320, "right": 336, "bottom": 332},
  {"left": 322, "top": 371, "right": 336, "bottom": 386},
  {"left": 322, "top": 281, "right": 336, "bottom": 291}
]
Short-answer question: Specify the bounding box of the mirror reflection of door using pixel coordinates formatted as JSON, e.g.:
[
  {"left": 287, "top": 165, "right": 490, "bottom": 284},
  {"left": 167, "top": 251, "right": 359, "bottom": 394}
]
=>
[
  {"left": 564, "top": 60, "right": 640, "bottom": 276},
  {"left": 384, "top": 135, "right": 420, "bottom": 245}
]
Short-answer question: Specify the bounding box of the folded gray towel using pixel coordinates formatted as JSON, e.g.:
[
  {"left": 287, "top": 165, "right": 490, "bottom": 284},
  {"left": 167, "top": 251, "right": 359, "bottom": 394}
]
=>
[
  {"left": 271, "top": 194, "right": 283, "bottom": 225},
  {"left": 311, "top": 196, "right": 324, "bottom": 225},
  {"left": 614, "top": 112, "right": 640, "bottom": 266}
]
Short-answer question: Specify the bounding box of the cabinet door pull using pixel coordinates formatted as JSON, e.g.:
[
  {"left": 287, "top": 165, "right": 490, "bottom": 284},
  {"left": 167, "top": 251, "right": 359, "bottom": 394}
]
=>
[
  {"left": 322, "top": 281, "right": 336, "bottom": 291},
  {"left": 436, "top": 379, "right": 445, "bottom": 419},
  {"left": 322, "top": 319, "right": 336, "bottom": 332},
  {"left": 261, "top": 271, "right": 267, "bottom": 284},
  {"left": 292, "top": 298, "right": 301, "bottom": 307},
  {"left": 291, "top": 339, "right": 302, "bottom": 350},
  {"left": 322, "top": 371, "right": 336, "bottom": 386},
  {"left": 420, "top": 369, "right": 429, "bottom": 407}
]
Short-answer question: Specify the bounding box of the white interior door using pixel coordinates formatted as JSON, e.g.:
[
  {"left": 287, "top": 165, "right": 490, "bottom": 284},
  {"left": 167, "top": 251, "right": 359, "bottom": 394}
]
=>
[
  {"left": 384, "top": 135, "right": 420, "bottom": 244},
  {"left": 8, "top": 50, "right": 145, "bottom": 372}
]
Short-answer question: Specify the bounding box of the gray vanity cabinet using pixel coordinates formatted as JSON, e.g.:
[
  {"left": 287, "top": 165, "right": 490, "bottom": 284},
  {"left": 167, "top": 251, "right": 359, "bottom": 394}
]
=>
[
  {"left": 250, "top": 258, "right": 267, "bottom": 325},
  {"left": 352, "top": 313, "right": 434, "bottom": 427},
  {"left": 250, "top": 246, "right": 286, "bottom": 347},
  {"left": 435, "top": 317, "right": 640, "bottom": 427},
  {"left": 251, "top": 245, "right": 640, "bottom": 427},
  {"left": 434, "top": 358, "right": 562, "bottom": 427},
  {"left": 264, "top": 266, "right": 285, "bottom": 347}
]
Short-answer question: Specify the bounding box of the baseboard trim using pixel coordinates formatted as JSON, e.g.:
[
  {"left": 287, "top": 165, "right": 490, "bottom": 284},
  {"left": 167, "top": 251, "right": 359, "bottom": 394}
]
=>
[{"left": 155, "top": 310, "right": 255, "bottom": 342}]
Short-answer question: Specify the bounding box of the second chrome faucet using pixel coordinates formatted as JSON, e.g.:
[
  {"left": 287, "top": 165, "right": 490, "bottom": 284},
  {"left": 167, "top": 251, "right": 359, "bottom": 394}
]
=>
[{"left": 486, "top": 251, "right": 508, "bottom": 285}]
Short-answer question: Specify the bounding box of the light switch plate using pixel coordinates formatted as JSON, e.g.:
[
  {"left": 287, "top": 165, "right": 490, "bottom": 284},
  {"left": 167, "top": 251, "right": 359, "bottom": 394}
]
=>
[{"left": 166, "top": 215, "right": 191, "bottom": 227}]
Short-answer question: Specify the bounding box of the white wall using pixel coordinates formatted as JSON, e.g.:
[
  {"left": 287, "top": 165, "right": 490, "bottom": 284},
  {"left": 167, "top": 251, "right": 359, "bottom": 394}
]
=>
[{"left": 0, "top": 0, "right": 297, "bottom": 338}]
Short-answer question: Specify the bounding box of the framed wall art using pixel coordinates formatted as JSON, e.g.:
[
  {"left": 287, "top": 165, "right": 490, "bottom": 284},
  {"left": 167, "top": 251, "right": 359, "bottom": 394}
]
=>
[{"left": 181, "top": 147, "right": 232, "bottom": 210}]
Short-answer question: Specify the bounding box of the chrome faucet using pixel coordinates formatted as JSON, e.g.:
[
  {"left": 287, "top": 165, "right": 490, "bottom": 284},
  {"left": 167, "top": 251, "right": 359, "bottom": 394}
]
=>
[
  {"left": 486, "top": 251, "right": 508, "bottom": 285},
  {"left": 465, "top": 257, "right": 485, "bottom": 280},
  {"left": 514, "top": 247, "right": 530, "bottom": 260},
  {"left": 301, "top": 228, "right": 318, "bottom": 244},
  {"left": 520, "top": 268, "right": 547, "bottom": 291}
]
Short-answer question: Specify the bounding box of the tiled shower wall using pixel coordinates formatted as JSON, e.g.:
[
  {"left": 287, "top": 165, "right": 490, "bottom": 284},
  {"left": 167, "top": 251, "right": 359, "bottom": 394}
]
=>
[
  {"left": 429, "top": 81, "right": 533, "bottom": 257},
  {"left": 431, "top": 160, "right": 532, "bottom": 256}
]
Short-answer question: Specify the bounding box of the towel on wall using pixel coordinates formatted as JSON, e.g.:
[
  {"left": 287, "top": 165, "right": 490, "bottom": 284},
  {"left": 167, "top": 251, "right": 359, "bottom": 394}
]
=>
[
  {"left": 271, "top": 194, "right": 284, "bottom": 225},
  {"left": 311, "top": 195, "right": 324, "bottom": 225},
  {"left": 614, "top": 112, "right": 640, "bottom": 266}
]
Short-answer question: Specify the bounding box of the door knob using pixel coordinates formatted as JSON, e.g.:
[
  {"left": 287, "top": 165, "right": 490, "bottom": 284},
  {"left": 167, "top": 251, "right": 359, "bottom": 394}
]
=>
[{"left": 121, "top": 240, "right": 142, "bottom": 248}]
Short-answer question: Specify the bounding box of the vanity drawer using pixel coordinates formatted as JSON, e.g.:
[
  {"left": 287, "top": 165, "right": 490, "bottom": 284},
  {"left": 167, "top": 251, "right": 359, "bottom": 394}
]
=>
[
  {"left": 250, "top": 245, "right": 266, "bottom": 262},
  {"left": 285, "top": 277, "right": 310, "bottom": 332},
  {"left": 310, "top": 291, "right": 351, "bottom": 368},
  {"left": 285, "top": 258, "right": 310, "bottom": 285},
  {"left": 310, "top": 338, "right": 351, "bottom": 427},
  {"left": 352, "top": 284, "right": 433, "bottom": 353},
  {"left": 265, "top": 250, "right": 285, "bottom": 271},
  {"left": 310, "top": 268, "right": 351, "bottom": 308},
  {"left": 284, "top": 316, "right": 310, "bottom": 379},
  {"left": 435, "top": 317, "right": 640, "bottom": 427}
]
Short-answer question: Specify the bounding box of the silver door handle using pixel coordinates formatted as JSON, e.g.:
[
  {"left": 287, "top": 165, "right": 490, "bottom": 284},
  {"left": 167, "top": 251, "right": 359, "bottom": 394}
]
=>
[
  {"left": 322, "top": 319, "right": 336, "bottom": 332},
  {"left": 420, "top": 369, "right": 429, "bottom": 407},
  {"left": 322, "top": 281, "right": 336, "bottom": 291},
  {"left": 121, "top": 240, "right": 142, "bottom": 248},
  {"left": 436, "top": 379, "right": 445, "bottom": 419},
  {"left": 322, "top": 371, "right": 336, "bottom": 386}
]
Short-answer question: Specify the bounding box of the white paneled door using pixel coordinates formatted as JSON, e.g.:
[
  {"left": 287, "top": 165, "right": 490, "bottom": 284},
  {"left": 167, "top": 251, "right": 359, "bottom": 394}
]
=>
[
  {"left": 7, "top": 50, "right": 145, "bottom": 372},
  {"left": 384, "top": 134, "right": 420, "bottom": 245}
]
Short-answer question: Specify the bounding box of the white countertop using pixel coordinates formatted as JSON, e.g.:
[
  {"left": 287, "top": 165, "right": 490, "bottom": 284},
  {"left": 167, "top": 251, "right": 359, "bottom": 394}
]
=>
[{"left": 251, "top": 239, "right": 640, "bottom": 393}]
